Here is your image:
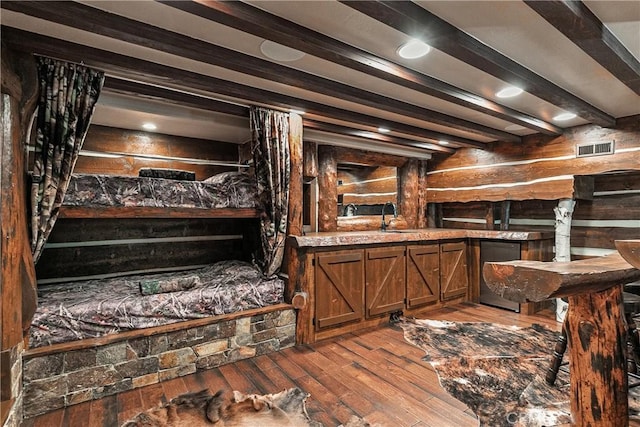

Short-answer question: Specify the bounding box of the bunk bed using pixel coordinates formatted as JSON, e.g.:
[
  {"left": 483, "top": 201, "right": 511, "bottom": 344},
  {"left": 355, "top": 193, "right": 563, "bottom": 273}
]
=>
[{"left": 30, "top": 170, "right": 288, "bottom": 346}]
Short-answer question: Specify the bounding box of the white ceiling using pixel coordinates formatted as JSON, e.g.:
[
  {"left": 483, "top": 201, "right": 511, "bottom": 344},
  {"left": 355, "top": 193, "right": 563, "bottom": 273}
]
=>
[{"left": 2, "top": 0, "right": 638, "bottom": 154}]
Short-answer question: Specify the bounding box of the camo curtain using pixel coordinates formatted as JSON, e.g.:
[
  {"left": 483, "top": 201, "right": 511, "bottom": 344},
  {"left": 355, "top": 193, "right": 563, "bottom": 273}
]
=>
[
  {"left": 30, "top": 57, "right": 104, "bottom": 263},
  {"left": 249, "top": 106, "right": 290, "bottom": 277}
]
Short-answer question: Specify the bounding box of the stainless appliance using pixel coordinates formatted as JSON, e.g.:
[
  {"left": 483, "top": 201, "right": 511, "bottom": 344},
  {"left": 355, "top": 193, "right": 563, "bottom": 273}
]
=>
[{"left": 480, "top": 240, "right": 521, "bottom": 312}]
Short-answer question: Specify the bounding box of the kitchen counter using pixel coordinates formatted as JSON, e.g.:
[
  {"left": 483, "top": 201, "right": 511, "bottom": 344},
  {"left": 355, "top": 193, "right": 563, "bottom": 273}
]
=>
[{"left": 289, "top": 228, "right": 554, "bottom": 248}]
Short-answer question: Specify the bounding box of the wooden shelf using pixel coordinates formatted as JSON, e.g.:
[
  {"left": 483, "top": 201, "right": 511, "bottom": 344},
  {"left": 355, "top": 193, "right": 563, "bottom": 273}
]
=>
[{"left": 59, "top": 206, "right": 260, "bottom": 219}]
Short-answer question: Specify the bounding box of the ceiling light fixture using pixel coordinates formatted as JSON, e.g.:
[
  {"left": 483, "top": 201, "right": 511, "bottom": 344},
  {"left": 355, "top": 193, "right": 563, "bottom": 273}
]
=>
[
  {"left": 378, "top": 127, "right": 390, "bottom": 133},
  {"left": 142, "top": 122, "right": 157, "bottom": 131},
  {"left": 260, "top": 40, "right": 305, "bottom": 62},
  {"left": 289, "top": 109, "right": 306, "bottom": 115},
  {"left": 496, "top": 86, "right": 523, "bottom": 98},
  {"left": 397, "top": 39, "right": 431, "bottom": 59},
  {"left": 553, "top": 112, "right": 577, "bottom": 121},
  {"left": 438, "top": 140, "right": 450, "bottom": 146},
  {"left": 504, "top": 124, "right": 527, "bottom": 131}
]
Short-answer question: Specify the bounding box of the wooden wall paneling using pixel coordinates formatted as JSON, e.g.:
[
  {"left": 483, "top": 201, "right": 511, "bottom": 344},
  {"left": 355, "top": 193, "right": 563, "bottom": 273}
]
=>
[
  {"left": 573, "top": 194, "right": 640, "bottom": 220},
  {"left": 417, "top": 160, "right": 428, "bottom": 229},
  {"left": 333, "top": 146, "right": 407, "bottom": 168},
  {"left": 593, "top": 171, "right": 640, "bottom": 192},
  {"left": 430, "top": 116, "right": 640, "bottom": 171},
  {"left": 571, "top": 227, "right": 640, "bottom": 250},
  {"left": 46, "top": 218, "right": 250, "bottom": 242},
  {"left": 303, "top": 140, "right": 318, "bottom": 179},
  {"left": 427, "top": 175, "right": 593, "bottom": 203},
  {"left": 35, "top": 239, "right": 246, "bottom": 280},
  {"left": 317, "top": 145, "right": 338, "bottom": 232},
  {"left": 338, "top": 167, "right": 398, "bottom": 206},
  {"left": 427, "top": 117, "right": 639, "bottom": 203},
  {"left": 284, "top": 113, "right": 303, "bottom": 301},
  {"left": 399, "top": 159, "right": 419, "bottom": 229}
]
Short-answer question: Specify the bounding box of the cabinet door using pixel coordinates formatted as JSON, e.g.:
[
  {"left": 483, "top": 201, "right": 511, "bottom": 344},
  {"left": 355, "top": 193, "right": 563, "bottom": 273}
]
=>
[
  {"left": 406, "top": 244, "right": 440, "bottom": 308},
  {"left": 315, "top": 250, "right": 364, "bottom": 330},
  {"left": 440, "top": 241, "right": 469, "bottom": 301},
  {"left": 365, "top": 247, "right": 406, "bottom": 318}
]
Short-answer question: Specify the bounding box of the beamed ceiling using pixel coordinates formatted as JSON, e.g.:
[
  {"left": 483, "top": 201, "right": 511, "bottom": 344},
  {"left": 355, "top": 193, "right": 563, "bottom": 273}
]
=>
[{"left": 1, "top": 0, "right": 639, "bottom": 157}]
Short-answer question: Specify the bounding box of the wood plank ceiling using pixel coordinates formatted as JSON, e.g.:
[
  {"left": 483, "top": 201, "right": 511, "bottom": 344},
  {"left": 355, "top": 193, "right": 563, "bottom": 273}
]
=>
[{"left": 1, "top": 0, "right": 638, "bottom": 157}]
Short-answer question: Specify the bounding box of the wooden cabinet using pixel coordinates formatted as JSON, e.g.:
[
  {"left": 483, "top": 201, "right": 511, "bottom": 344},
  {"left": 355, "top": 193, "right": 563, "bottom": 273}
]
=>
[
  {"left": 313, "top": 240, "right": 469, "bottom": 333},
  {"left": 365, "top": 247, "right": 405, "bottom": 318},
  {"left": 406, "top": 244, "right": 440, "bottom": 308},
  {"left": 406, "top": 241, "right": 468, "bottom": 308},
  {"left": 440, "top": 240, "right": 469, "bottom": 301},
  {"left": 314, "top": 249, "right": 364, "bottom": 330}
]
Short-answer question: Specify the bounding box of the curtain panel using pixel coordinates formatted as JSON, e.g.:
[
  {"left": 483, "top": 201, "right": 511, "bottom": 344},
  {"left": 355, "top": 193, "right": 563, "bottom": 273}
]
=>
[
  {"left": 249, "top": 106, "right": 291, "bottom": 277},
  {"left": 30, "top": 57, "right": 104, "bottom": 263}
]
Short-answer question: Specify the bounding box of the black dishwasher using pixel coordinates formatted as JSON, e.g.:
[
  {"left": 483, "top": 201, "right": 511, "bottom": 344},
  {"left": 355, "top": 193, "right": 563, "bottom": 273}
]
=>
[{"left": 480, "top": 240, "right": 521, "bottom": 312}]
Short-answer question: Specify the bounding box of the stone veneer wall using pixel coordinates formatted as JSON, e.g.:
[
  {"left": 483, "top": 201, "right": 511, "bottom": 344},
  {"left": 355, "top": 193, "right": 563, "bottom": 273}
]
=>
[
  {"left": 2, "top": 342, "right": 24, "bottom": 427},
  {"left": 21, "top": 308, "right": 296, "bottom": 419}
]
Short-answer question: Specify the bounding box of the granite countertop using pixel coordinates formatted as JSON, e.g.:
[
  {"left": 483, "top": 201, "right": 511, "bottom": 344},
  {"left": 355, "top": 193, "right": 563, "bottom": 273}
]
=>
[{"left": 289, "top": 228, "right": 554, "bottom": 248}]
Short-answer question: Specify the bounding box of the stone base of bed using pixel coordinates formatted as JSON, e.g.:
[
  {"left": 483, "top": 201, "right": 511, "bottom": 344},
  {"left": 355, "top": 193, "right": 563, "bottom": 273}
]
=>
[{"left": 21, "top": 304, "right": 296, "bottom": 419}]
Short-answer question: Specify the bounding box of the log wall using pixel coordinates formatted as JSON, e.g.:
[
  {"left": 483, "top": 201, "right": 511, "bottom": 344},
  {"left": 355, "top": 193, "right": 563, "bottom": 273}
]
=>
[
  {"left": 428, "top": 116, "right": 640, "bottom": 203},
  {"left": 427, "top": 116, "right": 640, "bottom": 259},
  {"left": 60, "top": 125, "right": 243, "bottom": 180}
]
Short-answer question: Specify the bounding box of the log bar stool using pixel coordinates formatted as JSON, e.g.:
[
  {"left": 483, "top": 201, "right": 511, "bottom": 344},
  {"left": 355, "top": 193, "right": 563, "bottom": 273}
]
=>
[{"left": 483, "top": 251, "right": 640, "bottom": 426}]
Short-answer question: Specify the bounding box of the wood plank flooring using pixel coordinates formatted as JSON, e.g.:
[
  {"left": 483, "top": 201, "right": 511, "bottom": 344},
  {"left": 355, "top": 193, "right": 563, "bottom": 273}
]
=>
[{"left": 22, "top": 302, "right": 561, "bottom": 427}]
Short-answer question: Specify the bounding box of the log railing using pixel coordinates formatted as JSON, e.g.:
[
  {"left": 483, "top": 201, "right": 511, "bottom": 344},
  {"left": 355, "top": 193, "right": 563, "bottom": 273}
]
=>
[{"left": 483, "top": 247, "right": 640, "bottom": 426}]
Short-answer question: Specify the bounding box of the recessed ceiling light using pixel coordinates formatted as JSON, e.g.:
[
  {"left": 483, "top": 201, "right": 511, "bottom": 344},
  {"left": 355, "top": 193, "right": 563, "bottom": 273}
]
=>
[
  {"left": 553, "top": 112, "right": 577, "bottom": 121},
  {"left": 397, "top": 39, "right": 431, "bottom": 59},
  {"left": 378, "top": 127, "right": 390, "bottom": 133},
  {"left": 142, "top": 123, "right": 157, "bottom": 131},
  {"left": 438, "top": 140, "right": 450, "bottom": 146},
  {"left": 260, "top": 40, "right": 305, "bottom": 62},
  {"left": 504, "top": 124, "right": 527, "bottom": 131},
  {"left": 496, "top": 86, "right": 523, "bottom": 98}
]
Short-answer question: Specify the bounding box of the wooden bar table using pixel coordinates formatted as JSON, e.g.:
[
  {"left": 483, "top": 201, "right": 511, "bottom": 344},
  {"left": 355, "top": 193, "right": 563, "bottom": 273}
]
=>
[{"left": 483, "top": 251, "right": 640, "bottom": 426}]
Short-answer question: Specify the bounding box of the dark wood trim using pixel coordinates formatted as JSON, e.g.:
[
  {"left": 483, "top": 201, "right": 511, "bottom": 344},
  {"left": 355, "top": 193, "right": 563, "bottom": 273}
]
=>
[
  {"left": 0, "top": 2, "right": 518, "bottom": 143},
  {"left": 161, "top": 0, "right": 562, "bottom": 135},
  {"left": 1, "top": 27, "right": 482, "bottom": 152},
  {"left": 525, "top": 0, "right": 640, "bottom": 95},
  {"left": 305, "top": 120, "right": 455, "bottom": 153},
  {"left": 342, "top": 0, "right": 616, "bottom": 127},
  {"left": 23, "top": 303, "right": 293, "bottom": 358},
  {"left": 58, "top": 207, "right": 260, "bottom": 219}
]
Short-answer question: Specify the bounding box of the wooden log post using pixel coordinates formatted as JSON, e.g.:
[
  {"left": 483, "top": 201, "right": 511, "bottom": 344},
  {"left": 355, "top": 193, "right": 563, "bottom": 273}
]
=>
[
  {"left": 317, "top": 145, "right": 337, "bottom": 232},
  {"left": 483, "top": 252, "right": 640, "bottom": 426},
  {"left": 284, "top": 113, "right": 303, "bottom": 302},
  {"left": 417, "top": 160, "right": 428, "bottom": 229},
  {"left": 399, "top": 159, "right": 419, "bottom": 229}
]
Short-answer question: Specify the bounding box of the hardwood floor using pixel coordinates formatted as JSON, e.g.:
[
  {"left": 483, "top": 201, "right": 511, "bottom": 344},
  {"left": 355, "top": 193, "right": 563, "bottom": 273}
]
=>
[{"left": 22, "top": 302, "right": 560, "bottom": 427}]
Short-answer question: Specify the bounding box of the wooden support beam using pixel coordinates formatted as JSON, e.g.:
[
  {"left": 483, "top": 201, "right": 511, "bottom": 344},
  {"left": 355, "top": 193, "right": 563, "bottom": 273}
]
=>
[
  {"left": 500, "top": 201, "right": 511, "bottom": 231},
  {"left": 485, "top": 202, "right": 496, "bottom": 230},
  {"left": 317, "top": 145, "right": 338, "bottom": 232}
]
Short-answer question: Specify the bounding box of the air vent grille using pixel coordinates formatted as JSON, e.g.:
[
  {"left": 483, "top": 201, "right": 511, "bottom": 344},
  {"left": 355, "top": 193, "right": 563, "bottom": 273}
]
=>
[{"left": 576, "top": 141, "right": 614, "bottom": 158}]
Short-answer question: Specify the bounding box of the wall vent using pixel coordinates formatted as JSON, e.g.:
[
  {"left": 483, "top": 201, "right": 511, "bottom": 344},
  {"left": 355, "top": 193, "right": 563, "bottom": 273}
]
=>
[{"left": 576, "top": 141, "right": 614, "bottom": 158}]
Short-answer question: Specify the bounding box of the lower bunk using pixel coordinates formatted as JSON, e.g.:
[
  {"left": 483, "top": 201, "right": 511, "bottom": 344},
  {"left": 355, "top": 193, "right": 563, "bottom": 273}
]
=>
[{"left": 22, "top": 261, "right": 296, "bottom": 419}]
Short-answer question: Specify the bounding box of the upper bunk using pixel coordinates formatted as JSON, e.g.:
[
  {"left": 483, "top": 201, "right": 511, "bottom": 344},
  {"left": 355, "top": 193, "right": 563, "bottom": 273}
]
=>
[{"left": 57, "top": 124, "right": 260, "bottom": 220}]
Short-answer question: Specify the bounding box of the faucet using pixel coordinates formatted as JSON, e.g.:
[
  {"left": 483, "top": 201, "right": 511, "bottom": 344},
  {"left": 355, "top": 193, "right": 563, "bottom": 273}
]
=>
[
  {"left": 381, "top": 201, "right": 397, "bottom": 231},
  {"left": 344, "top": 203, "right": 358, "bottom": 217}
]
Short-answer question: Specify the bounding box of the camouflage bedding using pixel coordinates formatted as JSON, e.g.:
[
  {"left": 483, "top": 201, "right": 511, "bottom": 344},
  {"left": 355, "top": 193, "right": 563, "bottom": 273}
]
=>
[
  {"left": 62, "top": 172, "right": 257, "bottom": 209},
  {"left": 30, "top": 260, "right": 284, "bottom": 348}
]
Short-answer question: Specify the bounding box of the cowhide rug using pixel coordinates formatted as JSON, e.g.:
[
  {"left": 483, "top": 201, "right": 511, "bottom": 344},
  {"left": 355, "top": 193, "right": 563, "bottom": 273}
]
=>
[
  {"left": 121, "top": 387, "right": 370, "bottom": 427},
  {"left": 399, "top": 318, "right": 640, "bottom": 427}
]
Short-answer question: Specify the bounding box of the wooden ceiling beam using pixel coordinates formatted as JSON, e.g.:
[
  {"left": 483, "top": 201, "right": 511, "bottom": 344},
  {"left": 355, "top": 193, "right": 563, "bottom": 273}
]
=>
[
  {"left": 0, "top": 1, "right": 517, "bottom": 143},
  {"left": 525, "top": 0, "right": 640, "bottom": 95},
  {"left": 2, "top": 27, "right": 468, "bottom": 154},
  {"left": 160, "top": 0, "right": 562, "bottom": 136},
  {"left": 342, "top": 0, "right": 616, "bottom": 127}
]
